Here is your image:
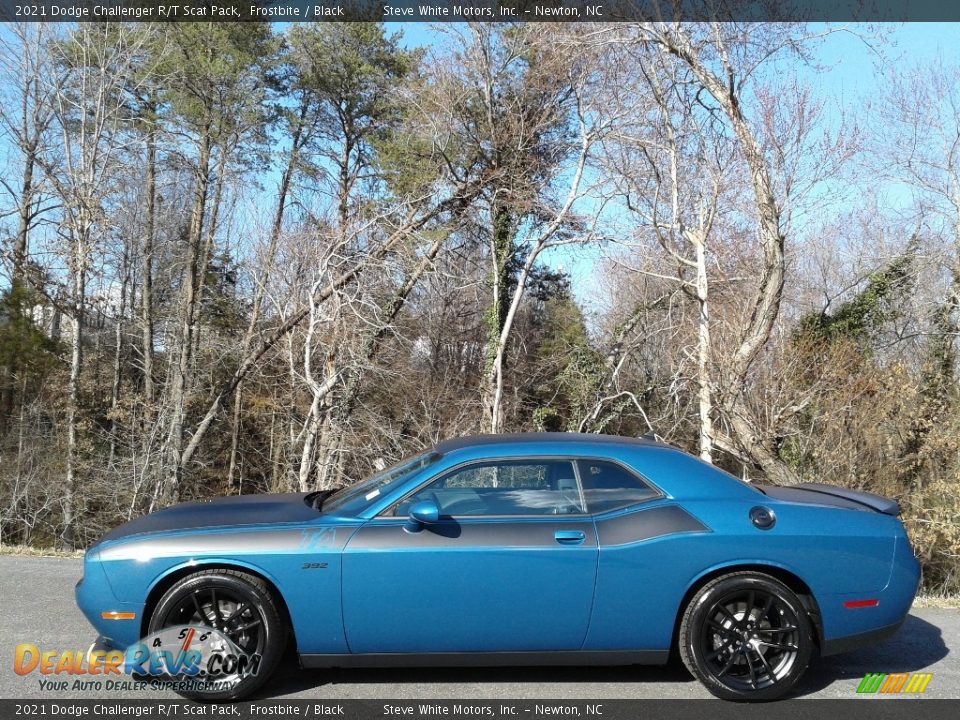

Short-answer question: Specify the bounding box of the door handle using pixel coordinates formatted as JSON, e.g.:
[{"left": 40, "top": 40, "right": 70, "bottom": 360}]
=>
[{"left": 554, "top": 530, "right": 586, "bottom": 545}]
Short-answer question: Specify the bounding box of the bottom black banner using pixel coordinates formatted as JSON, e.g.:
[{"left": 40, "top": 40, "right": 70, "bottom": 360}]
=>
[{"left": 2, "top": 700, "right": 959, "bottom": 720}]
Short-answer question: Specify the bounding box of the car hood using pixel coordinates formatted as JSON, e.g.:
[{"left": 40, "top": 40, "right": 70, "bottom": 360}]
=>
[
  {"left": 758, "top": 482, "right": 900, "bottom": 515},
  {"left": 95, "top": 493, "right": 319, "bottom": 546}
]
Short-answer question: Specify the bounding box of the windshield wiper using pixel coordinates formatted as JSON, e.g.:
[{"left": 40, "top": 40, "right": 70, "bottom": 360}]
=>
[{"left": 306, "top": 489, "right": 338, "bottom": 511}]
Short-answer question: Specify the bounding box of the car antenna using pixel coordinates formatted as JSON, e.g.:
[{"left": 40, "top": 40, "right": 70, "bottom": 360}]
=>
[{"left": 640, "top": 431, "right": 668, "bottom": 444}]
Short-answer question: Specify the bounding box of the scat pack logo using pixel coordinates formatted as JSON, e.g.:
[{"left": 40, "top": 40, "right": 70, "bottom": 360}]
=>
[
  {"left": 14, "top": 625, "right": 260, "bottom": 683},
  {"left": 856, "top": 672, "right": 933, "bottom": 694}
]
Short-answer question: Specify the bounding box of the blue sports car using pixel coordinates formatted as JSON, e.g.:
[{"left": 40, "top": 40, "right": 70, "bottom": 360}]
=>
[{"left": 76, "top": 433, "right": 920, "bottom": 701}]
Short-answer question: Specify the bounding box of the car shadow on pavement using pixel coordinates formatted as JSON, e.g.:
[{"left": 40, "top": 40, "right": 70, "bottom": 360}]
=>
[
  {"left": 791, "top": 613, "right": 949, "bottom": 697},
  {"left": 255, "top": 657, "right": 699, "bottom": 699},
  {"left": 253, "top": 613, "right": 948, "bottom": 700}
]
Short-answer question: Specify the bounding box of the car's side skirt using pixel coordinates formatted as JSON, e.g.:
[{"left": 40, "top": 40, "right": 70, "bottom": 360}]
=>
[{"left": 300, "top": 650, "right": 668, "bottom": 669}]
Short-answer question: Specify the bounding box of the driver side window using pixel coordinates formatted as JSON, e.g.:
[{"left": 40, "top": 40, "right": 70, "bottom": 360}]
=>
[{"left": 393, "top": 460, "right": 583, "bottom": 517}]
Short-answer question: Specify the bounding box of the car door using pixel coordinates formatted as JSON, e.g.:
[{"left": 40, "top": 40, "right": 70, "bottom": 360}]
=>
[
  {"left": 578, "top": 457, "right": 711, "bottom": 651},
  {"left": 341, "top": 458, "right": 598, "bottom": 654}
]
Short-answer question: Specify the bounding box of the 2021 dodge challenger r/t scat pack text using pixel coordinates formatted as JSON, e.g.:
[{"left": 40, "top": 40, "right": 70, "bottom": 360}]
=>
[{"left": 76, "top": 433, "right": 919, "bottom": 701}]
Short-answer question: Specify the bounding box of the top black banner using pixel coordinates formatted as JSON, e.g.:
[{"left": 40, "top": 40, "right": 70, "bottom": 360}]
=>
[{"left": 1, "top": 0, "right": 958, "bottom": 23}]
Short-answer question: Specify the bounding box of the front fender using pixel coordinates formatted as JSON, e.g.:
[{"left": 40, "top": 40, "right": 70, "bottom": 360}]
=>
[{"left": 95, "top": 524, "right": 358, "bottom": 655}]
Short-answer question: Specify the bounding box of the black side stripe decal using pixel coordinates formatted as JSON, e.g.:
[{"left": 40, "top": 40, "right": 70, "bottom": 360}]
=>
[{"left": 595, "top": 505, "right": 708, "bottom": 547}]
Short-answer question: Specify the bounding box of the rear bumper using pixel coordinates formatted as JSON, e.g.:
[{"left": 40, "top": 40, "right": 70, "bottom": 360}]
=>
[
  {"left": 821, "top": 618, "right": 905, "bottom": 656},
  {"left": 818, "top": 532, "right": 920, "bottom": 654}
]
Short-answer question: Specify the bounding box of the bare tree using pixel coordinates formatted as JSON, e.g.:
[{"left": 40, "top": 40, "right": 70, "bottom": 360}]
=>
[
  {"left": 0, "top": 25, "right": 61, "bottom": 435},
  {"left": 447, "top": 25, "right": 604, "bottom": 433},
  {"left": 584, "top": 23, "right": 848, "bottom": 483},
  {"left": 876, "top": 57, "right": 960, "bottom": 367},
  {"left": 0, "top": 25, "right": 60, "bottom": 285},
  {"left": 148, "top": 24, "right": 274, "bottom": 508},
  {"left": 599, "top": 42, "right": 732, "bottom": 460},
  {"left": 40, "top": 25, "right": 144, "bottom": 546},
  {"left": 226, "top": 90, "right": 321, "bottom": 489}
]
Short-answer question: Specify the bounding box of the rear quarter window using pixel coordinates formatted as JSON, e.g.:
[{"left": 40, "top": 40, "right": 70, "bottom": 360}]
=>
[{"left": 578, "top": 459, "right": 660, "bottom": 514}]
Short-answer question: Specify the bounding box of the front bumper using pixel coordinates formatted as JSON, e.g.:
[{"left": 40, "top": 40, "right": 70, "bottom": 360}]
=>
[
  {"left": 75, "top": 552, "right": 143, "bottom": 649},
  {"left": 87, "top": 634, "right": 124, "bottom": 655}
]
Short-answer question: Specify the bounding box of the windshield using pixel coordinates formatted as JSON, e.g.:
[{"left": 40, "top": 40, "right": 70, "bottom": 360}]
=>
[{"left": 321, "top": 451, "right": 442, "bottom": 516}]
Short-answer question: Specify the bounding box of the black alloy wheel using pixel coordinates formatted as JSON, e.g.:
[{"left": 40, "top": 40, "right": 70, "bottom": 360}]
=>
[
  {"left": 679, "top": 572, "right": 814, "bottom": 701},
  {"left": 147, "top": 569, "right": 286, "bottom": 701}
]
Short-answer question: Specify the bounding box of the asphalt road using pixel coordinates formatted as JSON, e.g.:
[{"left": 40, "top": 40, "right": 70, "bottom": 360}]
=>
[{"left": 1, "top": 555, "right": 957, "bottom": 700}]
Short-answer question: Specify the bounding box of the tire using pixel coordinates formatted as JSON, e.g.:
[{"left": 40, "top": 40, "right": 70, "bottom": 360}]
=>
[
  {"left": 678, "top": 571, "right": 814, "bottom": 701},
  {"left": 147, "top": 569, "right": 287, "bottom": 701}
]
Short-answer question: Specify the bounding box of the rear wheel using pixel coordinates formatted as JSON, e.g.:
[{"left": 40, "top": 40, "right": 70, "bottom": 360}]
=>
[
  {"left": 147, "top": 569, "right": 286, "bottom": 701},
  {"left": 679, "top": 572, "right": 814, "bottom": 701}
]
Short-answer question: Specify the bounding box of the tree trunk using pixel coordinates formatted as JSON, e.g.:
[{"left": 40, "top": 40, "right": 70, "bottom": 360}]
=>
[
  {"left": 947, "top": 209, "right": 960, "bottom": 380},
  {"left": 298, "top": 398, "right": 328, "bottom": 492},
  {"left": 481, "top": 206, "right": 512, "bottom": 433},
  {"left": 191, "top": 145, "right": 229, "bottom": 367},
  {"left": 314, "top": 418, "right": 347, "bottom": 491},
  {"left": 297, "top": 122, "right": 357, "bottom": 489},
  {"left": 13, "top": 144, "right": 37, "bottom": 283},
  {"left": 228, "top": 109, "right": 306, "bottom": 489},
  {"left": 1, "top": 146, "right": 39, "bottom": 437},
  {"left": 158, "top": 129, "right": 213, "bottom": 508},
  {"left": 298, "top": 345, "right": 338, "bottom": 492},
  {"left": 141, "top": 128, "right": 157, "bottom": 417},
  {"left": 725, "top": 408, "right": 797, "bottom": 485},
  {"left": 694, "top": 236, "right": 714, "bottom": 462},
  {"left": 63, "top": 225, "right": 88, "bottom": 550},
  {"left": 108, "top": 246, "right": 129, "bottom": 467},
  {"left": 486, "top": 240, "right": 549, "bottom": 435},
  {"left": 645, "top": 24, "right": 796, "bottom": 483}
]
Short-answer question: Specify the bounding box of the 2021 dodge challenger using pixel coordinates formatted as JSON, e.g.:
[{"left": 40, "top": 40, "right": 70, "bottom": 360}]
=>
[{"left": 76, "top": 433, "right": 920, "bottom": 701}]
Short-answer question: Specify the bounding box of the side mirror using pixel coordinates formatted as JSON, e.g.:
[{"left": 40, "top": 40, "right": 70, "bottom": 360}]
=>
[{"left": 406, "top": 500, "right": 440, "bottom": 532}]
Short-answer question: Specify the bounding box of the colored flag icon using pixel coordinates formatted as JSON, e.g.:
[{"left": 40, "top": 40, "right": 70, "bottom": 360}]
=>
[{"left": 857, "top": 672, "right": 932, "bottom": 694}]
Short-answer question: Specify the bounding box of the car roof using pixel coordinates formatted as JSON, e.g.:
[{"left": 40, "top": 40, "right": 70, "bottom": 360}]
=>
[{"left": 433, "top": 432, "right": 665, "bottom": 454}]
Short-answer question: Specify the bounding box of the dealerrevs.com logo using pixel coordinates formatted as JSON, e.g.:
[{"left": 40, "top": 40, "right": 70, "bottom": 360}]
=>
[{"left": 14, "top": 625, "right": 260, "bottom": 692}]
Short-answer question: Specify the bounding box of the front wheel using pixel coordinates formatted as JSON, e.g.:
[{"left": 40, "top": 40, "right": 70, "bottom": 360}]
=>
[
  {"left": 678, "top": 572, "right": 814, "bottom": 701},
  {"left": 147, "top": 569, "right": 286, "bottom": 701}
]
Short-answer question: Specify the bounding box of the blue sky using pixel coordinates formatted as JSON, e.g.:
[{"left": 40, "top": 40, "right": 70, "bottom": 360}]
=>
[
  {"left": 805, "top": 22, "right": 960, "bottom": 93},
  {"left": 388, "top": 22, "right": 960, "bottom": 89}
]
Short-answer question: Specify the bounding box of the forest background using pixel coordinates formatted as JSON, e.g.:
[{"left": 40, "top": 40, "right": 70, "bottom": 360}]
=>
[{"left": 1, "top": 20, "right": 959, "bottom": 594}]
